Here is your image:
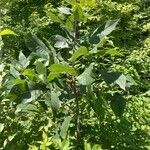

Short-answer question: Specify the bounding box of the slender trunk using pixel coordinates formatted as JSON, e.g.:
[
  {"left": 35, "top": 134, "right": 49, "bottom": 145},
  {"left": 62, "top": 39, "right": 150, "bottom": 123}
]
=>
[{"left": 73, "top": 0, "right": 80, "bottom": 145}]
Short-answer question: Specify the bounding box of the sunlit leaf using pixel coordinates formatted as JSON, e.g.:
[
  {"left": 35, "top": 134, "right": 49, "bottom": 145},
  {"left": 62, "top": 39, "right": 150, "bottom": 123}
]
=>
[
  {"left": 100, "top": 19, "right": 119, "bottom": 38},
  {"left": 19, "top": 51, "right": 30, "bottom": 68},
  {"left": 115, "top": 74, "right": 126, "bottom": 90},
  {"left": 49, "top": 64, "right": 77, "bottom": 76},
  {"left": 69, "top": 46, "right": 88, "bottom": 62},
  {"left": 8, "top": 134, "right": 16, "bottom": 141},
  {"left": 47, "top": 12, "right": 61, "bottom": 23},
  {"left": 10, "top": 66, "right": 20, "bottom": 78},
  {"left": 10, "top": 79, "right": 26, "bottom": 85},
  {"left": 0, "top": 29, "right": 17, "bottom": 36},
  {"left": 47, "top": 72, "right": 60, "bottom": 81},
  {"left": 54, "top": 35, "right": 69, "bottom": 49},
  {"left": 22, "top": 69, "right": 38, "bottom": 80},
  {"left": 105, "top": 49, "right": 120, "bottom": 56},
  {"left": 16, "top": 104, "right": 39, "bottom": 113},
  {"left": 58, "top": 7, "right": 71, "bottom": 15},
  {"left": 0, "top": 64, "right": 4, "bottom": 72},
  {"left": 0, "top": 123, "right": 4, "bottom": 132},
  {"left": 73, "top": 4, "right": 84, "bottom": 21}
]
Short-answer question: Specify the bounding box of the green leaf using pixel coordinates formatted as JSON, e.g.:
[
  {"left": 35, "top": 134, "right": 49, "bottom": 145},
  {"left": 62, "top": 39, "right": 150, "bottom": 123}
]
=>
[
  {"left": 0, "top": 64, "right": 4, "bottom": 72},
  {"left": 73, "top": 4, "right": 84, "bottom": 22},
  {"left": 8, "top": 134, "right": 16, "bottom": 141},
  {"left": 47, "top": 12, "right": 61, "bottom": 23},
  {"left": 61, "top": 139, "right": 72, "bottom": 150},
  {"left": 22, "top": 69, "right": 38, "bottom": 80},
  {"left": 25, "top": 33, "right": 50, "bottom": 66},
  {"left": 90, "top": 36, "right": 109, "bottom": 54},
  {"left": 16, "top": 104, "right": 39, "bottom": 113},
  {"left": 84, "top": 141, "right": 91, "bottom": 150},
  {"left": 105, "top": 49, "right": 120, "bottom": 56},
  {"left": 89, "top": 19, "right": 119, "bottom": 44},
  {"left": 87, "top": 87, "right": 105, "bottom": 120},
  {"left": 109, "top": 94, "right": 126, "bottom": 117},
  {"left": 51, "top": 91, "right": 60, "bottom": 112},
  {"left": 54, "top": 35, "right": 69, "bottom": 49},
  {"left": 89, "top": 23, "right": 105, "bottom": 44},
  {"left": 145, "top": 90, "right": 150, "bottom": 96},
  {"left": 47, "top": 72, "right": 60, "bottom": 81},
  {"left": 19, "top": 51, "right": 30, "bottom": 68},
  {"left": 77, "top": 64, "right": 95, "bottom": 85},
  {"left": 21, "top": 90, "right": 43, "bottom": 104},
  {"left": 0, "top": 123, "right": 4, "bottom": 132},
  {"left": 58, "top": 7, "right": 71, "bottom": 15},
  {"left": 35, "top": 61, "right": 47, "bottom": 76},
  {"left": 65, "top": 15, "right": 74, "bottom": 30},
  {"left": 100, "top": 19, "right": 119, "bottom": 38},
  {"left": 0, "top": 29, "right": 17, "bottom": 36},
  {"left": 69, "top": 46, "right": 88, "bottom": 62},
  {"left": 10, "top": 79, "right": 26, "bottom": 85},
  {"left": 66, "top": 0, "right": 76, "bottom": 6},
  {"left": 126, "top": 75, "right": 137, "bottom": 86},
  {"left": 60, "top": 116, "right": 72, "bottom": 139},
  {"left": 49, "top": 64, "right": 77, "bottom": 76},
  {"left": 100, "top": 71, "right": 126, "bottom": 90},
  {"left": 10, "top": 66, "right": 20, "bottom": 78},
  {"left": 115, "top": 74, "right": 126, "bottom": 91}
]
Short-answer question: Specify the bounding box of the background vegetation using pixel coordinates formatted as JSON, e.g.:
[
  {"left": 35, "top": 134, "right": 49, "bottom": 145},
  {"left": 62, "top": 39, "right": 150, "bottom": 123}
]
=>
[{"left": 0, "top": 0, "right": 150, "bottom": 150}]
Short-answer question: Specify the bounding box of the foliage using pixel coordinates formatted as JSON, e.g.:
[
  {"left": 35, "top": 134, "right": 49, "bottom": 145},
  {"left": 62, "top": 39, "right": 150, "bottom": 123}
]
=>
[{"left": 0, "top": 0, "right": 150, "bottom": 150}]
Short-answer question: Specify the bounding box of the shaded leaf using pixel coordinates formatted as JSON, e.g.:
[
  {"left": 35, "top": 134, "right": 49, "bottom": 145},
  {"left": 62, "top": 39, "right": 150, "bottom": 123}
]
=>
[
  {"left": 51, "top": 91, "right": 60, "bottom": 112},
  {"left": 77, "top": 64, "right": 95, "bottom": 85},
  {"left": 25, "top": 33, "right": 50, "bottom": 65},
  {"left": 109, "top": 94, "right": 126, "bottom": 117},
  {"left": 90, "top": 36, "right": 108, "bottom": 54},
  {"left": 89, "top": 23, "right": 104, "bottom": 44},
  {"left": 35, "top": 61, "right": 47, "bottom": 76},
  {"left": 21, "top": 90, "right": 43, "bottom": 104},
  {"left": 60, "top": 116, "right": 72, "bottom": 139},
  {"left": 100, "top": 71, "right": 126, "bottom": 90},
  {"left": 89, "top": 19, "right": 119, "bottom": 44}
]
